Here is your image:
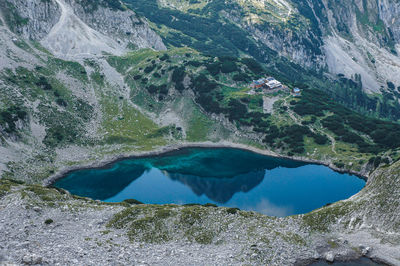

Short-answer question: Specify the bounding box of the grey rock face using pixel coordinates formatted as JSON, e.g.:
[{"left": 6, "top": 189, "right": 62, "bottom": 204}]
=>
[
  {"left": 0, "top": 0, "right": 165, "bottom": 57},
  {"left": 379, "top": 0, "right": 400, "bottom": 42},
  {"left": 66, "top": 0, "right": 166, "bottom": 51},
  {"left": 0, "top": 0, "right": 61, "bottom": 40},
  {"left": 221, "top": 9, "right": 325, "bottom": 70}
]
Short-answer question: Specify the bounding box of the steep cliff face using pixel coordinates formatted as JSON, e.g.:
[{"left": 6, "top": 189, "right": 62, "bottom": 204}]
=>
[
  {"left": 379, "top": 0, "right": 400, "bottom": 42},
  {"left": 0, "top": 0, "right": 61, "bottom": 40},
  {"left": 65, "top": 0, "right": 166, "bottom": 51},
  {"left": 303, "top": 0, "right": 400, "bottom": 92},
  {"left": 220, "top": 1, "right": 326, "bottom": 69},
  {"left": 230, "top": 0, "right": 400, "bottom": 92},
  {"left": 148, "top": 0, "right": 400, "bottom": 93},
  {"left": 0, "top": 0, "right": 165, "bottom": 58}
]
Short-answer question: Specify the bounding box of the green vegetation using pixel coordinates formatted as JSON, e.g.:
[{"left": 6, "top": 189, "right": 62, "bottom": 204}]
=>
[
  {"left": 1, "top": 1, "right": 400, "bottom": 257},
  {"left": 123, "top": 198, "right": 144, "bottom": 205},
  {"left": 1, "top": 63, "right": 93, "bottom": 148},
  {"left": 0, "top": 106, "right": 27, "bottom": 135},
  {"left": 123, "top": 0, "right": 400, "bottom": 120},
  {"left": 100, "top": 97, "right": 167, "bottom": 149},
  {"left": 105, "top": 47, "right": 400, "bottom": 168},
  {"left": 106, "top": 47, "right": 260, "bottom": 142},
  {"left": 292, "top": 88, "right": 400, "bottom": 153},
  {"left": 44, "top": 218, "right": 54, "bottom": 225},
  {"left": 124, "top": 0, "right": 277, "bottom": 59},
  {"left": 186, "top": 106, "right": 214, "bottom": 141},
  {"left": 107, "top": 205, "right": 221, "bottom": 244},
  {"left": 226, "top": 207, "right": 240, "bottom": 215},
  {"left": 0, "top": 1, "right": 29, "bottom": 33},
  {"left": 302, "top": 201, "right": 355, "bottom": 232},
  {"left": 0, "top": 179, "right": 14, "bottom": 199},
  {"left": 75, "top": 0, "right": 126, "bottom": 13}
]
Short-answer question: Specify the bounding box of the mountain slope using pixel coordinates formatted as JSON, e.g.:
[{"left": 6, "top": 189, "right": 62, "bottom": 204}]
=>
[
  {"left": 150, "top": 0, "right": 400, "bottom": 93},
  {"left": 123, "top": 0, "right": 400, "bottom": 120},
  {"left": 0, "top": 0, "right": 399, "bottom": 183},
  {"left": 1, "top": 0, "right": 166, "bottom": 58}
]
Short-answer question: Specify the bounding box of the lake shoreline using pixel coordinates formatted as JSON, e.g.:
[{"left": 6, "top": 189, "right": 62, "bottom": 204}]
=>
[{"left": 44, "top": 141, "right": 368, "bottom": 186}]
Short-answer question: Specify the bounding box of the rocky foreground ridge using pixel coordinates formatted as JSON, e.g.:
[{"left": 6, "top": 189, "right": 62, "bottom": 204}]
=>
[{"left": 0, "top": 159, "right": 399, "bottom": 265}]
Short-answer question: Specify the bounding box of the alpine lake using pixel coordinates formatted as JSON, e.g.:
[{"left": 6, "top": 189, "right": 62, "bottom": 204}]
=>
[{"left": 54, "top": 148, "right": 366, "bottom": 217}]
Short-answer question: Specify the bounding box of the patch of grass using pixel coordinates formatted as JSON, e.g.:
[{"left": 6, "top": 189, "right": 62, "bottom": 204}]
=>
[
  {"left": 107, "top": 207, "right": 144, "bottom": 229},
  {"left": 91, "top": 71, "right": 105, "bottom": 86},
  {"left": 226, "top": 207, "right": 240, "bottom": 215},
  {"left": 0, "top": 179, "right": 14, "bottom": 198},
  {"left": 302, "top": 202, "right": 354, "bottom": 232},
  {"left": 25, "top": 185, "right": 64, "bottom": 202},
  {"left": 101, "top": 230, "right": 111, "bottom": 235},
  {"left": 328, "top": 239, "right": 339, "bottom": 248},
  {"left": 180, "top": 206, "right": 204, "bottom": 226},
  {"left": 100, "top": 97, "right": 167, "bottom": 150},
  {"left": 194, "top": 231, "right": 214, "bottom": 244},
  {"left": 186, "top": 106, "right": 214, "bottom": 141},
  {"left": 275, "top": 231, "right": 307, "bottom": 246},
  {"left": 155, "top": 208, "right": 173, "bottom": 219},
  {"left": 108, "top": 205, "right": 218, "bottom": 244},
  {"left": 123, "top": 199, "right": 144, "bottom": 205},
  {"left": 47, "top": 58, "right": 88, "bottom": 82}
]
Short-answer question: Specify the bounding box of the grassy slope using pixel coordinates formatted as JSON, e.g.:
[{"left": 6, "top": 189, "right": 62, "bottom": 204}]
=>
[
  {"left": 106, "top": 47, "right": 400, "bottom": 174},
  {"left": 2, "top": 40, "right": 400, "bottom": 182}
]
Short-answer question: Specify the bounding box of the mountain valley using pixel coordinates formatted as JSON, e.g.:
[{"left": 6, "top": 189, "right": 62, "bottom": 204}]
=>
[{"left": 0, "top": 0, "right": 399, "bottom": 265}]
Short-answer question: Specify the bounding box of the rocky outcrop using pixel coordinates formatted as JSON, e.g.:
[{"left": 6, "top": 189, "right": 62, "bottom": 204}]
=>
[
  {"left": 0, "top": 0, "right": 61, "bottom": 40},
  {"left": 378, "top": 0, "right": 400, "bottom": 43},
  {"left": 220, "top": 3, "right": 326, "bottom": 70},
  {"left": 66, "top": 0, "right": 166, "bottom": 51},
  {"left": 246, "top": 24, "right": 326, "bottom": 69},
  {"left": 318, "top": 0, "right": 400, "bottom": 92},
  {"left": 0, "top": 0, "right": 165, "bottom": 57}
]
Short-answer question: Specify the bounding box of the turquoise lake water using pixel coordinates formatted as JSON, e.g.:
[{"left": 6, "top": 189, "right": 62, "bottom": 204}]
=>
[{"left": 54, "top": 148, "right": 366, "bottom": 217}]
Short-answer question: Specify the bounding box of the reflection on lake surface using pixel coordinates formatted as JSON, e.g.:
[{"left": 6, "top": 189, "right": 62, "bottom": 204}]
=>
[{"left": 54, "top": 148, "right": 366, "bottom": 217}]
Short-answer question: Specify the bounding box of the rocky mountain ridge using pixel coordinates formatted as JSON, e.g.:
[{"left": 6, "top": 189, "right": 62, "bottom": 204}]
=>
[
  {"left": 1, "top": 0, "right": 165, "bottom": 58},
  {"left": 150, "top": 0, "right": 400, "bottom": 94}
]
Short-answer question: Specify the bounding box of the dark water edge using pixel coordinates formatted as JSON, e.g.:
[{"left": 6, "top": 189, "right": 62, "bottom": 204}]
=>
[
  {"left": 308, "top": 257, "right": 387, "bottom": 266},
  {"left": 47, "top": 145, "right": 367, "bottom": 187},
  {"left": 54, "top": 147, "right": 366, "bottom": 217}
]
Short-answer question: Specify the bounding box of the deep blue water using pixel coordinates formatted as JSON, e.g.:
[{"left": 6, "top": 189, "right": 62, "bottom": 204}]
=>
[{"left": 54, "top": 148, "right": 366, "bottom": 217}]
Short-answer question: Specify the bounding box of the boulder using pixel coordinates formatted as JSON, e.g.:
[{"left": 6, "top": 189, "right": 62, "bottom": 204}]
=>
[
  {"left": 325, "top": 252, "right": 335, "bottom": 262},
  {"left": 22, "top": 254, "right": 42, "bottom": 265}
]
